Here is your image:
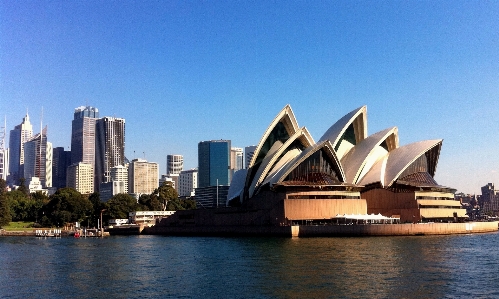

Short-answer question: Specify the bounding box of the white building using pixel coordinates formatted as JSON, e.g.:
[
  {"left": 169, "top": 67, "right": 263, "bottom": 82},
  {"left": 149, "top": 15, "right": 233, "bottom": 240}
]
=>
[
  {"left": 8, "top": 113, "right": 33, "bottom": 184},
  {"left": 129, "top": 211, "right": 175, "bottom": 225},
  {"left": 111, "top": 165, "right": 128, "bottom": 193},
  {"left": 26, "top": 177, "right": 48, "bottom": 194},
  {"left": 67, "top": 162, "right": 94, "bottom": 194},
  {"left": 0, "top": 148, "right": 8, "bottom": 181},
  {"left": 231, "top": 147, "right": 243, "bottom": 172},
  {"left": 128, "top": 159, "right": 159, "bottom": 196},
  {"left": 179, "top": 168, "right": 198, "bottom": 197},
  {"left": 0, "top": 119, "right": 8, "bottom": 181},
  {"left": 166, "top": 154, "right": 183, "bottom": 175},
  {"left": 23, "top": 127, "right": 52, "bottom": 188}
]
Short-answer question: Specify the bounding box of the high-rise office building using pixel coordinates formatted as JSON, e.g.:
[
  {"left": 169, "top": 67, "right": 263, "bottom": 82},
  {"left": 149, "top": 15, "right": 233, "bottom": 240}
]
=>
[
  {"left": 198, "top": 140, "right": 231, "bottom": 188},
  {"left": 8, "top": 113, "right": 33, "bottom": 184},
  {"left": 128, "top": 159, "right": 158, "bottom": 196},
  {"left": 166, "top": 154, "right": 183, "bottom": 175},
  {"left": 67, "top": 162, "right": 94, "bottom": 194},
  {"left": 244, "top": 145, "right": 257, "bottom": 169},
  {"left": 23, "top": 126, "right": 52, "bottom": 188},
  {"left": 71, "top": 106, "right": 98, "bottom": 167},
  {"left": 0, "top": 119, "right": 8, "bottom": 181},
  {"left": 95, "top": 116, "right": 125, "bottom": 191},
  {"left": 52, "top": 147, "right": 71, "bottom": 189}
]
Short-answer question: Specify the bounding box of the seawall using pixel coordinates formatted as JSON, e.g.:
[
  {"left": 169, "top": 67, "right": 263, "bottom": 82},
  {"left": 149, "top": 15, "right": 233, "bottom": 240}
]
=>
[
  {"left": 144, "top": 221, "right": 498, "bottom": 237},
  {"left": 143, "top": 225, "right": 292, "bottom": 237},
  {"left": 295, "top": 221, "right": 499, "bottom": 237},
  {"left": 0, "top": 229, "right": 71, "bottom": 237}
]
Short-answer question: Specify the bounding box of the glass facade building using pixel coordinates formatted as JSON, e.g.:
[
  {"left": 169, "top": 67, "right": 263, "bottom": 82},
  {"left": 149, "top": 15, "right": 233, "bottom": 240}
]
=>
[
  {"left": 71, "top": 106, "right": 98, "bottom": 169},
  {"left": 198, "top": 140, "right": 231, "bottom": 188},
  {"left": 52, "top": 147, "right": 71, "bottom": 189}
]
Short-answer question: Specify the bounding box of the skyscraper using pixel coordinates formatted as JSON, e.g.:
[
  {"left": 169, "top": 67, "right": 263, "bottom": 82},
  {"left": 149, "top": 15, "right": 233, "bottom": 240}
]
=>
[
  {"left": 95, "top": 116, "right": 125, "bottom": 191},
  {"left": 0, "top": 118, "right": 8, "bottom": 181},
  {"left": 166, "top": 154, "right": 183, "bottom": 175},
  {"left": 71, "top": 106, "right": 98, "bottom": 168},
  {"left": 23, "top": 126, "right": 52, "bottom": 188},
  {"left": 52, "top": 147, "right": 71, "bottom": 189},
  {"left": 198, "top": 140, "right": 231, "bottom": 188},
  {"left": 8, "top": 113, "right": 33, "bottom": 184}
]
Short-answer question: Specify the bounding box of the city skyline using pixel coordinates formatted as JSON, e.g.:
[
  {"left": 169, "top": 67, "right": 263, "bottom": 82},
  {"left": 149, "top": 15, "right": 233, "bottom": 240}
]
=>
[{"left": 2, "top": 1, "right": 498, "bottom": 194}]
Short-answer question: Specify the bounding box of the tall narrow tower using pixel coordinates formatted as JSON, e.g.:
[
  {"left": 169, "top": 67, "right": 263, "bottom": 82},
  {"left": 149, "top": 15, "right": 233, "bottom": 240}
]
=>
[
  {"left": 71, "top": 106, "right": 99, "bottom": 168},
  {"left": 95, "top": 116, "right": 125, "bottom": 191},
  {"left": 0, "top": 117, "right": 8, "bottom": 181},
  {"left": 23, "top": 126, "right": 52, "bottom": 188},
  {"left": 8, "top": 113, "right": 33, "bottom": 184}
]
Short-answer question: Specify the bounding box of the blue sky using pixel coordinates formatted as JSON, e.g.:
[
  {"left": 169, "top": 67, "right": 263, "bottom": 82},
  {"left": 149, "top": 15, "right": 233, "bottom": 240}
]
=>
[{"left": 1, "top": 1, "right": 498, "bottom": 194}]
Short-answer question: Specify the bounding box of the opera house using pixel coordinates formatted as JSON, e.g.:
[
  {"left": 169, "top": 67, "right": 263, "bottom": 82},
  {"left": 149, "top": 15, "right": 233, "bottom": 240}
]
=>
[
  {"left": 228, "top": 104, "right": 465, "bottom": 223},
  {"left": 148, "top": 105, "right": 497, "bottom": 236}
]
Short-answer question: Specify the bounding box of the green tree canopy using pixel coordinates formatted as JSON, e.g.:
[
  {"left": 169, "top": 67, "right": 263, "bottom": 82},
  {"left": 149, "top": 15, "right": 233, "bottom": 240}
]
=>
[
  {"left": 16, "top": 178, "right": 29, "bottom": 196},
  {"left": 44, "top": 188, "right": 93, "bottom": 227},
  {"left": 87, "top": 192, "right": 103, "bottom": 227},
  {"left": 106, "top": 193, "right": 140, "bottom": 219},
  {"left": 165, "top": 198, "right": 196, "bottom": 210},
  {"left": 154, "top": 181, "right": 178, "bottom": 210},
  {"left": 138, "top": 193, "right": 163, "bottom": 211},
  {"left": 0, "top": 179, "right": 11, "bottom": 227}
]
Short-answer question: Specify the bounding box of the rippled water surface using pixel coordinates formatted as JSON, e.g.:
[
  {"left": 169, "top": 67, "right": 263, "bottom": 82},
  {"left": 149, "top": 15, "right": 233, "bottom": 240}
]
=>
[{"left": 1, "top": 232, "right": 499, "bottom": 298}]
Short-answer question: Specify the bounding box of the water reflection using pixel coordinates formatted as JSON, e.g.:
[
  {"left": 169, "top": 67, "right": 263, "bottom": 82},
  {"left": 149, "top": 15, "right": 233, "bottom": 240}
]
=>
[{"left": 1, "top": 232, "right": 498, "bottom": 298}]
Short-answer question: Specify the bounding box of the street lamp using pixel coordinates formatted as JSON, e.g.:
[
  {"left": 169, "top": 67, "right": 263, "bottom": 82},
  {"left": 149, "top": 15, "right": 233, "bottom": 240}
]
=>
[{"left": 100, "top": 209, "right": 107, "bottom": 237}]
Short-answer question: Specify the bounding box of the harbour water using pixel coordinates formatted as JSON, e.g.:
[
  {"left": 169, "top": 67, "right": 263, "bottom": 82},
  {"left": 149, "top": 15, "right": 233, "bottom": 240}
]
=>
[{"left": 1, "top": 232, "right": 499, "bottom": 299}]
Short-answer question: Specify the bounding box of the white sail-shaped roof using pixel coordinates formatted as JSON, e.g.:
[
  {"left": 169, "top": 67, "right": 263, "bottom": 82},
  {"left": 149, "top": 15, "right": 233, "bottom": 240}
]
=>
[
  {"left": 231, "top": 104, "right": 448, "bottom": 202},
  {"left": 359, "top": 139, "right": 442, "bottom": 188},
  {"left": 318, "top": 106, "right": 367, "bottom": 160},
  {"left": 383, "top": 139, "right": 442, "bottom": 187},
  {"left": 268, "top": 140, "right": 345, "bottom": 186},
  {"left": 341, "top": 127, "right": 399, "bottom": 184},
  {"left": 248, "top": 127, "right": 315, "bottom": 197},
  {"left": 248, "top": 105, "right": 299, "bottom": 169}
]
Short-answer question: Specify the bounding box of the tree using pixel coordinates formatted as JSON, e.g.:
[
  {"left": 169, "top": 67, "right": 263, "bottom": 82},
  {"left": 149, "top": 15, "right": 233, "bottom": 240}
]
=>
[
  {"left": 88, "top": 192, "right": 103, "bottom": 227},
  {"left": 0, "top": 179, "right": 12, "bottom": 227},
  {"left": 106, "top": 193, "right": 140, "bottom": 219},
  {"left": 138, "top": 193, "right": 162, "bottom": 211},
  {"left": 44, "top": 188, "right": 93, "bottom": 227},
  {"left": 6, "top": 189, "right": 30, "bottom": 221},
  {"left": 154, "top": 181, "right": 178, "bottom": 210},
  {"left": 17, "top": 178, "right": 29, "bottom": 196},
  {"left": 31, "top": 191, "right": 49, "bottom": 223}
]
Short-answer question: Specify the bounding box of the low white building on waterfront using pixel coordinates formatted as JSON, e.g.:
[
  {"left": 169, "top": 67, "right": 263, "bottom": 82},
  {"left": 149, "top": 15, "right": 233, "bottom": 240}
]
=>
[{"left": 129, "top": 211, "right": 176, "bottom": 225}]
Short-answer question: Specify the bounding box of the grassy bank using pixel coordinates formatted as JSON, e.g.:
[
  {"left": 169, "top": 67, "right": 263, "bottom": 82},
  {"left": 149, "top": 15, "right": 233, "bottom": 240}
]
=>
[{"left": 1, "top": 221, "right": 36, "bottom": 231}]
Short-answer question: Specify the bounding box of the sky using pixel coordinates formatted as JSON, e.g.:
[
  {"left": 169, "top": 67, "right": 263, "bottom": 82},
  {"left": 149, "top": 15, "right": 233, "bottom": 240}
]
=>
[{"left": 1, "top": 1, "right": 498, "bottom": 194}]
